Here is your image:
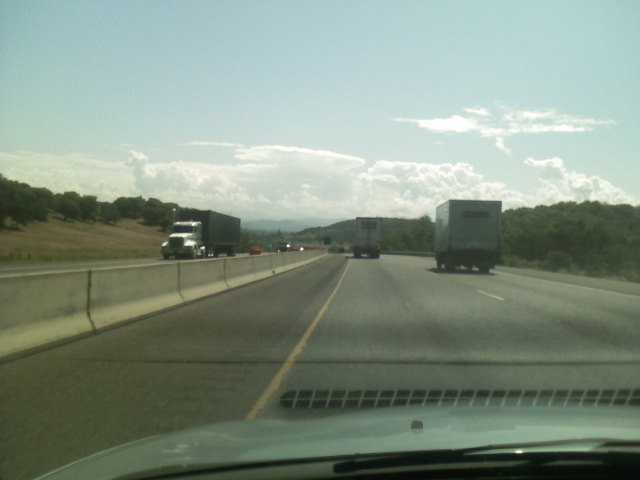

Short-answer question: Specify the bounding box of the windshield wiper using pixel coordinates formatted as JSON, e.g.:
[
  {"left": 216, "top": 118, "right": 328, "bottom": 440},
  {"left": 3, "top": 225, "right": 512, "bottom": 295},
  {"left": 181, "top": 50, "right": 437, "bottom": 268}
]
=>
[
  {"left": 113, "top": 440, "right": 640, "bottom": 480},
  {"left": 333, "top": 439, "right": 640, "bottom": 474}
]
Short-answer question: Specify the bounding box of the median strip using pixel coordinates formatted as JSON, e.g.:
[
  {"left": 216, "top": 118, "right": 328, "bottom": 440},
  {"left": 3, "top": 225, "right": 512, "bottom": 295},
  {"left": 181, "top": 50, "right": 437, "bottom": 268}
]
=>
[{"left": 245, "top": 260, "right": 351, "bottom": 420}]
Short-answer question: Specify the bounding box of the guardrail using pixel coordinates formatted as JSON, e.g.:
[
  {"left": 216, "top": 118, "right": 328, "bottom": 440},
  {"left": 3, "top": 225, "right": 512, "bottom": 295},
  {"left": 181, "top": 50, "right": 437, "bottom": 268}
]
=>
[{"left": 0, "top": 250, "right": 327, "bottom": 361}]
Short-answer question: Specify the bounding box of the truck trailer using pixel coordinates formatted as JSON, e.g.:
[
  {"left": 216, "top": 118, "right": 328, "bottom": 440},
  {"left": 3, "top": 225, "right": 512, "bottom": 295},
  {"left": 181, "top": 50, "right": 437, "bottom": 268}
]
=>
[
  {"left": 161, "top": 209, "right": 241, "bottom": 259},
  {"left": 353, "top": 217, "right": 383, "bottom": 259},
  {"left": 435, "top": 200, "right": 502, "bottom": 273}
]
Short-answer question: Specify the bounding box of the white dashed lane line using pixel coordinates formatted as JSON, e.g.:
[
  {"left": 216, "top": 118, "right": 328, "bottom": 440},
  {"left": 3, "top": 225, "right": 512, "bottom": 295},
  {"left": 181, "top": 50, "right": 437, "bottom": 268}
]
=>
[{"left": 476, "top": 289, "right": 505, "bottom": 301}]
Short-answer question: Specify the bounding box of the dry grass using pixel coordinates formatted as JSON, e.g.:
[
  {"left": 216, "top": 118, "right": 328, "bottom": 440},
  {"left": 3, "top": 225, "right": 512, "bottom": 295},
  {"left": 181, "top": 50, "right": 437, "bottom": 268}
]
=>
[{"left": 0, "top": 215, "right": 168, "bottom": 263}]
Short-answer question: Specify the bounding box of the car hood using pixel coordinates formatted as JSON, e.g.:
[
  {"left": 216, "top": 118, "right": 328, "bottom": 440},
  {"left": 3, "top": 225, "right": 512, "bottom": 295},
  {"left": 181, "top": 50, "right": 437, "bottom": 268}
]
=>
[{"left": 39, "top": 405, "right": 640, "bottom": 479}]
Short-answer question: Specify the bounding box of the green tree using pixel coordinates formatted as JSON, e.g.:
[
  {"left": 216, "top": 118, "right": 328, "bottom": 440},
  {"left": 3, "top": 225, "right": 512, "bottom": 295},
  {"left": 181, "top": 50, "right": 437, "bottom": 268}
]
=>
[
  {"left": 54, "top": 192, "right": 82, "bottom": 220},
  {"left": 57, "top": 198, "right": 81, "bottom": 221},
  {"left": 545, "top": 251, "right": 572, "bottom": 272},
  {"left": 99, "top": 202, "right": 121, "bottom": 224},
  {"left": 0, "top": 176, "right": 9, "bottom": 226},
  {"left": 79, "top": 195, "right": 98, "bottom": 221},
  {"left": 141, "top": 198, "right": 176, "bottom": 229},
  {"left": 114, "top": 196, "right": 145, "bottom": 219},
  {"left": 239, "top": 229, "right": 251, "bottom": 252},
  {"left": 7, "top": 185, "right": 37, "bottom": 226}
]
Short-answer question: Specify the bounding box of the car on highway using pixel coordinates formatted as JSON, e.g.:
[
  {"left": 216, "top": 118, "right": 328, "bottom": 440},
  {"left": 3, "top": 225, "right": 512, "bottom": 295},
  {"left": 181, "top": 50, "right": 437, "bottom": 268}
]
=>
[{"left": 277, "top": 241, "right": 292, "bottom": 253}]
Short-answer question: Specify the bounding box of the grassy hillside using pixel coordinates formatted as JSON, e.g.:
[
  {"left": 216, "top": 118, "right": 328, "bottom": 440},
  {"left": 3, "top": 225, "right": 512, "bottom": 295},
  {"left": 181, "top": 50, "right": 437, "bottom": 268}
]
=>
[{"left": 0, "top": 214, "right": 168, "bottom": 263}]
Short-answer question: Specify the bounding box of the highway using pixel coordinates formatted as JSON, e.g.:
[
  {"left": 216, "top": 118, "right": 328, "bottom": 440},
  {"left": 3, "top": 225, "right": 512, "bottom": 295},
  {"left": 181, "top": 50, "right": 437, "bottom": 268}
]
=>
[{"left": 1, "top": 254, "right": 639, "bottom": 479}]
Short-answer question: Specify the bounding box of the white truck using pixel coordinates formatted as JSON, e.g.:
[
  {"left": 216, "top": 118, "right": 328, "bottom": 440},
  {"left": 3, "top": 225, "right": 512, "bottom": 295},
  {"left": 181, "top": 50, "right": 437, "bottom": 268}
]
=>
[
  {"left": 435, "top": 200, "right": 502, "bottom": 273},
  {"left": 353, "top": 217, "right": 382, "bottom": 259},
  {"left": 161, "top": 209, "right": 240, "bottom": 259}
]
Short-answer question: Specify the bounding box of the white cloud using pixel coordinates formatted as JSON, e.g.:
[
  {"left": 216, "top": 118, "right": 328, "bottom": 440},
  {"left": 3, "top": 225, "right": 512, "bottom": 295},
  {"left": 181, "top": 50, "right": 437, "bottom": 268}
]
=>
[
  {"left": 394, "top": 106, "right": 615, "bottom": 154},
  {"left": 464, "top": 107, "right": 491, "bottom": 117},
  {"left": 2, "top": 147, "right": 636, "bottom": 222},
  {"left": 494, "top": 137, "right": 511, "bottom": 156},
  {"left": 352, "top": 161, "right": 528, "bottom": 217},
  {"left": 0, "top": 151, "right": 137, "bottom": 199},
  {"left": 393, "top": 115, "right": 479, "bottom": 133},
  {"left": 524, "top": 157, "right": 637, "bottom": 204}
]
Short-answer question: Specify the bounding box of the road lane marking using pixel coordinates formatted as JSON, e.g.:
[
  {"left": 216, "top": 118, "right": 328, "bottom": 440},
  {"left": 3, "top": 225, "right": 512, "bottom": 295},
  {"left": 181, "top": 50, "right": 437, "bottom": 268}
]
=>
[
  {"left": 245, "top": 260, "right": 351, "bottom": 420},
  {"left": 497, "top": 270, "right": 640, "bottom": 300},
  {"left": 476, "top": 289, "right": 504, "bottom": 301}
]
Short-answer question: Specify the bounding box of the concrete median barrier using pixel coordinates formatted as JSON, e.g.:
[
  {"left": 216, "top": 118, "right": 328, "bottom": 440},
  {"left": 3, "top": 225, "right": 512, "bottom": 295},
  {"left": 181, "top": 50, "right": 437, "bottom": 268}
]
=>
[
  {"left": 278, "top": 250, "right": 327, "bottom": 273},
  {"left": 252, "top": 253, "right": 278, "bottom": 281},
  {"left": 178, "top": 259, "right": 228, "bottom": 302},
  {"left": 224, "top": 256, "right": 257, "bottom": 288},
  {"left": 0, "top": 271, "right": 93, "bottom": 359},
  {"left": 89, "top": 263, "right": 183, "bottom": 331},
  {"left": 2, "top": 250, "right": 329, "bottom": 360}
]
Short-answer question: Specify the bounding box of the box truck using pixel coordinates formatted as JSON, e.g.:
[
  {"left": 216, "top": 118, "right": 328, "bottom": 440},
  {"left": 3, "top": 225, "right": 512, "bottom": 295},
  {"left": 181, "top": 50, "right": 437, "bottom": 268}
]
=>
[
  {"left": 353, "top": 217, "right": 382, "bottom": 259},
  {"left": 435, "top": 200, "right": 501, "bottom": 272}
]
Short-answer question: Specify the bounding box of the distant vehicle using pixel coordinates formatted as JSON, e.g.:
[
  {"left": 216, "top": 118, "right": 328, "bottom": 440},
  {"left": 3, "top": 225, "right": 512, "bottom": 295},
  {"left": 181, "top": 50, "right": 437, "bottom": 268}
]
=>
[
  {"left": 353, "top": 217, "right": 382, "bottom": 259},
  {"left": 161, "top": 209, "right": 241, "bottom": 259},
  {"left": 248, "top": 246, "right": 262, "bottom": 255},
  {"left": 435, "top": 199, "right": 502, "bottom": 273},
  {"left": 277, "top": 241, "right": 292, "bottom": 253}
]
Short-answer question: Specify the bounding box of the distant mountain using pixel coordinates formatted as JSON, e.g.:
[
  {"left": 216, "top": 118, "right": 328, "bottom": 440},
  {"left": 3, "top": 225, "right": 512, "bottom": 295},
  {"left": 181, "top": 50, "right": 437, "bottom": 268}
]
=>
[{"left": 243, "top": 218, "right": 347, "bottom": 233}]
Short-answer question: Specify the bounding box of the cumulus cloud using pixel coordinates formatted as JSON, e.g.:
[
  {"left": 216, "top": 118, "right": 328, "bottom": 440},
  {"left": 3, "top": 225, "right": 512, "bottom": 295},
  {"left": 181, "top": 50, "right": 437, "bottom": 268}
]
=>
[
  {"left": 393, "top": 106, "right": 615, "bottom": 155},
  {"left": 353, "top": 161, "right": 528, "bottom": 216},
  {"left": 120, "top": 145, "right": 534, "bottom": 218},
  {"left": 0, "top": 151, "right": 137, "bottom": 199},
  {"left": 118, "top": 146, "right": 639, "bottom": 217},
  {"left": 524, "top": 157, "right": 637, "bottom": 204},
  {"left": 2, "top": 146, "right": 636, "bottom": 221}
]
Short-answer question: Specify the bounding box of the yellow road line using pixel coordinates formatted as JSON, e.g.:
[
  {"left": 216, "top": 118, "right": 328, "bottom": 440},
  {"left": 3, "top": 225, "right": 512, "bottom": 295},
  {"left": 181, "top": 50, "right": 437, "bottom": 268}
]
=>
[{"left": 245, "top": 260, "right": 351, "bottom": 420}]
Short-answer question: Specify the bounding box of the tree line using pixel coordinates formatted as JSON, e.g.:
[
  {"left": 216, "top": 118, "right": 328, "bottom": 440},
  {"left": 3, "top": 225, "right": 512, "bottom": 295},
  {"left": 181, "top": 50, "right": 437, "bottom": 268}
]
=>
[
  {"left": 0, "top": 175, "right": 177, "bottom": 229},
  {"left": 502, "top": 201, "right": 640, "bottom": 280},
  {"left": 2, "top": 175, "right": 638, "bottom": 280}
]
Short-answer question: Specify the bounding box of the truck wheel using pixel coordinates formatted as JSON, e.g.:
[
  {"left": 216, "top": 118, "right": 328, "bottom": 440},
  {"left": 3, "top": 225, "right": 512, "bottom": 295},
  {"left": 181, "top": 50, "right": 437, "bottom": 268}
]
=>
[
  {"left": 436, "top": 261, "right": 442, "bottom": 270},
  {"left": 163, "top": 253, "right": 169, "bottom": 260},
  {"left": 479, "top": 265, "right": 490, "bottom": 273},
  {"left": 445, "top": 263, "right": 454, "bottom": 272}
]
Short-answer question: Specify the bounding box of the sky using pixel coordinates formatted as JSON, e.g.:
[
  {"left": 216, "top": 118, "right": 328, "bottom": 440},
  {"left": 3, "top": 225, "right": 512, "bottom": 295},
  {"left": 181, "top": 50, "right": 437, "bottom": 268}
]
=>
[{"left": 1, "top": 0, "right": 639, "bottom": 222}]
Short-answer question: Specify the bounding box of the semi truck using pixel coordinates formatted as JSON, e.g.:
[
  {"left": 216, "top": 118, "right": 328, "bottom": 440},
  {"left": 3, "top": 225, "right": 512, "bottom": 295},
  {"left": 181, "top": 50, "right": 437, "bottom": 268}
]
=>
[
  {"left": 161, "top": 209, "right": 241, "bottom": 259},
  {"left": 353, "top": 217, "right": 383, "bottom": 259},
  {"left": 435, "top": 200, "right": 502, "bottom": 273}
]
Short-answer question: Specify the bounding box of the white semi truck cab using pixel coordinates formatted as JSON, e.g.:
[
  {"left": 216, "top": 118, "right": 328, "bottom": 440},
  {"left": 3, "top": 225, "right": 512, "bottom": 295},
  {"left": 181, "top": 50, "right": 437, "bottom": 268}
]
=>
[{"left": 161, "top": 221, "right": 204, "bottom": 259}]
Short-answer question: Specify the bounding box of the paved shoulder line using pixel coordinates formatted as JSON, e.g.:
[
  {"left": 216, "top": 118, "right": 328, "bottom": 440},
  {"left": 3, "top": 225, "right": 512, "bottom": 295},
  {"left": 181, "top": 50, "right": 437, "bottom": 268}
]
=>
[{"left": 245, "top": 260, "right": 351, "bottom": 420}]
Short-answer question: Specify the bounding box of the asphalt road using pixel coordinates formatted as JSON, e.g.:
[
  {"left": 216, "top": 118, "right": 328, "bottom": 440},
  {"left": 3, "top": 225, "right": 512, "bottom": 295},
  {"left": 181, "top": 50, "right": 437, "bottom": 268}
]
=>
[{"left": 1, "top": 254, "right": 639, "bottom": 479}]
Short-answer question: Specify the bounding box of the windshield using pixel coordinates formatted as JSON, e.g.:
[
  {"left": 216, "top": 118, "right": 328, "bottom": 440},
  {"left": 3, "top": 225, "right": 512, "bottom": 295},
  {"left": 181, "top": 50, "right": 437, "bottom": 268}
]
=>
[
  {"left": 172, "top": 225, "right": 195, "bottom": 234},
  {"left": 1, "top": 1, "right": 639, "bottom": 480}
]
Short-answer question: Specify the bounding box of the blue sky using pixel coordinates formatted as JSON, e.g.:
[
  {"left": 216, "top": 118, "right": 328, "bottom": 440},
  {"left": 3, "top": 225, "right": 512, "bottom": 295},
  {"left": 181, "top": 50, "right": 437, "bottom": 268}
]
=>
[{"left": 1, "top": 0, "right": 638, "bottom": 221}]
